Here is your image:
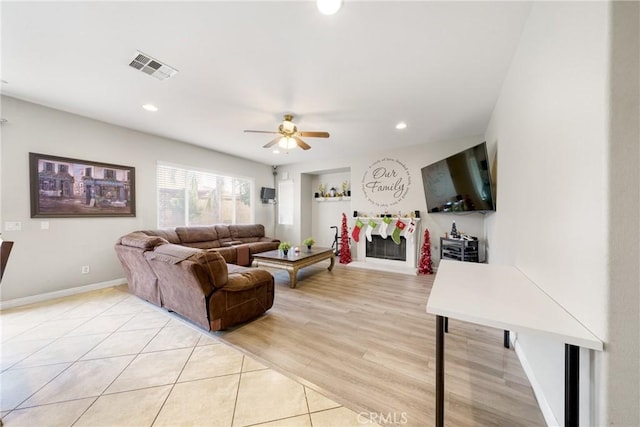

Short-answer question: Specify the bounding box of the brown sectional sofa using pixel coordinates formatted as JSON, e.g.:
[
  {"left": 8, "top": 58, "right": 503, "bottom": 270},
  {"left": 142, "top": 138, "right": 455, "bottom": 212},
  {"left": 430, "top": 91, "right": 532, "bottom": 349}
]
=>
[{"left": 115, "top": 224, "right": 280, "bottom": 331}]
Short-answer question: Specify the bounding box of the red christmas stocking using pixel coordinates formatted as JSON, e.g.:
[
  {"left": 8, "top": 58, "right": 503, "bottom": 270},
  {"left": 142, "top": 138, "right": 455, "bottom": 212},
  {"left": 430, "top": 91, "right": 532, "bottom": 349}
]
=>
[{"left": 352, "top": 218, "right": 364, "bottom": 242}]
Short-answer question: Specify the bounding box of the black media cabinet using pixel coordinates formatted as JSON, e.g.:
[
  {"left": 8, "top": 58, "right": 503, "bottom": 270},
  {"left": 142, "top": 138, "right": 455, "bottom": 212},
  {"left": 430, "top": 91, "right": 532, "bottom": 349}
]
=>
[{"left": 440, "top": 237, "right": 479, "bottom": 263}]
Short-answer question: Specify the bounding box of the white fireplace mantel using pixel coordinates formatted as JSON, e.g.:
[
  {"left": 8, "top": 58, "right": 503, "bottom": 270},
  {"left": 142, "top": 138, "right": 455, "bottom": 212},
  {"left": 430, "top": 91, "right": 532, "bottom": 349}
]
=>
[{"left": 354, "top": 217, "right": 421, "bottom": 272}]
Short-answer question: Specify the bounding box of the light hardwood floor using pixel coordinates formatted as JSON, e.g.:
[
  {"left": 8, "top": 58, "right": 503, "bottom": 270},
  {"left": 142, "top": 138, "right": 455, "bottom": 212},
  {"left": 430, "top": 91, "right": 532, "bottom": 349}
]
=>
[{"left": 216, "top": 263, "right": 546, "bottom": 427}]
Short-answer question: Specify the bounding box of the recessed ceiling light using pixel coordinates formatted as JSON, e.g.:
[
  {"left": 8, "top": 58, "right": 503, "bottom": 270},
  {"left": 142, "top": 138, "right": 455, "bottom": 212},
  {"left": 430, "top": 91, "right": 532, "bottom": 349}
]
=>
[
  {"left": 272, "top": 149, "right": 280, "bottom": 154},
  {"left": 395, "top": 122, "right": 407, "bottom": 130},
  {"left": 317, "top": 0, "right": 342, "bottom": 15},
  {"left": 142, "top": 104, "right": 158, "bottom": 112}
]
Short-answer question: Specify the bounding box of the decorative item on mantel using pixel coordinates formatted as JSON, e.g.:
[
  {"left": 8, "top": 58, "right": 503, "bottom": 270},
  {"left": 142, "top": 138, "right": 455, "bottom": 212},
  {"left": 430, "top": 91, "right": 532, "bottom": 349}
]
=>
[
  {"left": 418, "top": 228, "right": 434, "bottom": 274},
  {"left": 342, "top": 180, "right": 350, "bottom": 197},
  {"left": 339, "top": 213, "right": 352, "bottom": 264}
]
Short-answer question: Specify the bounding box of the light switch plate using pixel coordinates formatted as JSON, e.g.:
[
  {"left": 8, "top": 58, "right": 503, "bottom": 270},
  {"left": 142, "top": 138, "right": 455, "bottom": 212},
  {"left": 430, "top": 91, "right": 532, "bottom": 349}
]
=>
[
  {"left": 41, "top": 221, "right": 50, "bottom": 230},
  {"left": 5, "top": 221, "right": 22, "bottom": 231}
]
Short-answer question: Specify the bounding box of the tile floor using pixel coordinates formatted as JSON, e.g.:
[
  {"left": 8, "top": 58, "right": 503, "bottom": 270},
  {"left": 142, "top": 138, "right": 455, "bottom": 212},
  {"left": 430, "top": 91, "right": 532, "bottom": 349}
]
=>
[{"left": 1, "top": 287, "right": 381, "bottom": 427}]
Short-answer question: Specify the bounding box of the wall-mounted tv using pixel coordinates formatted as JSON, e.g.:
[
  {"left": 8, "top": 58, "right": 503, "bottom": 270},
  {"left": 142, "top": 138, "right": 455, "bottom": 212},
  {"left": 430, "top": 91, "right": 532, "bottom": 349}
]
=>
[
  {"left": 421, "top": 142, "right": 495, "bottom": 213},
  {"left": 260, "top": 187, "right": 276, "bottom": 202}
]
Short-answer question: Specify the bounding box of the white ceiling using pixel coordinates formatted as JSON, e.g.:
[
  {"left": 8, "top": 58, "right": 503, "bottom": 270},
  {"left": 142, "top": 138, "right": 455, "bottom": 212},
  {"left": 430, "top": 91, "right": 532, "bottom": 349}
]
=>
[{"left": 1, "top": 1, "right": 531, "bottom": 166}]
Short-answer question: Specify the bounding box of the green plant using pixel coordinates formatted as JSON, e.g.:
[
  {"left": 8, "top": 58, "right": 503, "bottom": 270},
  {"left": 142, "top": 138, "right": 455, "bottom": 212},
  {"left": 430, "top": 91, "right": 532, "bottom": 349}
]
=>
[
  {"left": 279, "top": 241, "right": 291, "bottom": 251},
  {"left": 303, "top": 237, "right": 315, "bottom": 247}
]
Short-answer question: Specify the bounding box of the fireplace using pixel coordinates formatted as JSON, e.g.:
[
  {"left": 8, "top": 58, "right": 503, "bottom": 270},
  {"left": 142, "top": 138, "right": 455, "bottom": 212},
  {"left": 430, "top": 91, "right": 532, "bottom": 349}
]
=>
[
  {"left": 354, "top": 217, "right": 420, "bottom": 272},
  {"left": 366, "top": 236, "right": 406, "bottom": 261}
]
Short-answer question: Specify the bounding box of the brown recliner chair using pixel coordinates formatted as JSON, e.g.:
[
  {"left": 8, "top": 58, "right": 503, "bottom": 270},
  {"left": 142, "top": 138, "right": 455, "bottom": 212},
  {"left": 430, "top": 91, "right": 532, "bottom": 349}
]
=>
[{"left": 144, "top": 244, "right": 274, "bottom": 331}]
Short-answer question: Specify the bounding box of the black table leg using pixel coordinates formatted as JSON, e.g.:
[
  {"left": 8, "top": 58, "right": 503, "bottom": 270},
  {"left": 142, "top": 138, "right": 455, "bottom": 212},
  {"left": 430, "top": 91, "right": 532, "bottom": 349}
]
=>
[
  {"left": 436, "top": 315, "right": 445, "bottom": 427},
  {"left": 565, "top": 344, "right": 579, "bottom": 427},
  {"left": 504, "top": 330, "right": 510, "bottom": 348}
]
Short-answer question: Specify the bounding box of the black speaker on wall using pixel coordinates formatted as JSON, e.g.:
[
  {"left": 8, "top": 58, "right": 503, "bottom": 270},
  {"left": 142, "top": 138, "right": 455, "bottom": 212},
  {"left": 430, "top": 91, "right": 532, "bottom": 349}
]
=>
[{"left": 353, "top": 211, "right": 358, "bottom": 217}]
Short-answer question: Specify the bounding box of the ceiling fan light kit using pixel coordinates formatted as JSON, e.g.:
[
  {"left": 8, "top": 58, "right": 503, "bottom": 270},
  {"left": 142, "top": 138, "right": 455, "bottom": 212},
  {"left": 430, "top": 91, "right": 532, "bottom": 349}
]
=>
[
  {"left": 317, "top": 0, "right": 342, "bottom": 15},
  {"left": 279, "top": 137, "right": 297, "bottom": 150},
  {"left": 244, "top": 114, "right": 330, "bottom": 152}
]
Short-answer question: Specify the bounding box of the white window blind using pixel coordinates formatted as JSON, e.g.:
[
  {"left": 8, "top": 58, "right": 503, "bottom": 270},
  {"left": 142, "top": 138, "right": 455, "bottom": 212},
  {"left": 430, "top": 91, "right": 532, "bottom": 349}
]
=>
[{"left": 157, "top": 163, "right": 254, "bottom": 228}]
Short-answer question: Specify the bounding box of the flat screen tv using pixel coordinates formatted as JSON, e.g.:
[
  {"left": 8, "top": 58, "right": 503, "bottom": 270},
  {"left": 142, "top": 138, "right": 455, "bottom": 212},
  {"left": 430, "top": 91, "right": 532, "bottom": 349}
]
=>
[
  {"left": 421, "top": 142, "right": 495, "bottom": 213},
  {"left": 260, "top": 187, "right": 276, "bottom": 202}
]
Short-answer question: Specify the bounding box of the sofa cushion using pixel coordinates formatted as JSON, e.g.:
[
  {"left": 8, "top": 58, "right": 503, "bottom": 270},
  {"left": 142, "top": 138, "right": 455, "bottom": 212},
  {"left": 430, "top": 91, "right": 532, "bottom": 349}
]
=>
[
  {"left": 176, "top": 226, "right": 219, "bottom": 244},
  {"left": 245, "top": 241, "right": 280, "bottom": 255},
  {"left": 214, "top": 225, "right": 233, "bottom": 244},
  {"left": 191, "top": 251, "right": 228, "bottom": 289},
  {"left": 230, "top": 224, "right": 264, "bottom": 243},
  {"left": 176, "top": 226, "right": 221, "bottom": 249},
  {"left": 226, "top": 269, "right": 274, "bottom": 292},
  {"left": 146, "top": 244, "right": 228, "bottom": 289},
  {"left": 119, "top": 232, "right": 168, "bottom": 249}
]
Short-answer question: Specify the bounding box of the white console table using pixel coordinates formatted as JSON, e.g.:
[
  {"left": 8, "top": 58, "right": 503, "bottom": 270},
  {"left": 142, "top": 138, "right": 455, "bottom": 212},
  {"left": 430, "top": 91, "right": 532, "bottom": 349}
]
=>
[{"left": 426, "top": 260, "right": 603, "bottom": 427}]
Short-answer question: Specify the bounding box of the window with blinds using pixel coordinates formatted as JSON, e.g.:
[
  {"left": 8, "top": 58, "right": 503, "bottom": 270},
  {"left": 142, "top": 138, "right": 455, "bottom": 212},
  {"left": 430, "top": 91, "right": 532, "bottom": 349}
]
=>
[{"left": 157, "top": 163, "right": 254, "bottom": 228}]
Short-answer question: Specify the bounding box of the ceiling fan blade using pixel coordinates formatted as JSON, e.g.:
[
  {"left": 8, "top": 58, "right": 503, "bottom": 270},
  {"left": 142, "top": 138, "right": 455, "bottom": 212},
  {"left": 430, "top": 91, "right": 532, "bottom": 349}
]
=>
[
  {"left": 297, "top": 131, "right": 330, "bottom": 138},
  {"left": 244, "top": 130, "right": 280, "bottom": 134},
  {"left": 263, "top": 136, "right": 282, "bottom": 149},
  {"left": 293, "top": 136, "right": 311, "bottom": 150}
]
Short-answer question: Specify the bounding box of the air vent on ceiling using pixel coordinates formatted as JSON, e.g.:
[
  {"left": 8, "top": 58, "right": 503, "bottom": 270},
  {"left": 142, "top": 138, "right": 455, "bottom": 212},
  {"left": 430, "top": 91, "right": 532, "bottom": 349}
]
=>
[{"left": 128, "top": 51, "right": 178, "bottom": 81}]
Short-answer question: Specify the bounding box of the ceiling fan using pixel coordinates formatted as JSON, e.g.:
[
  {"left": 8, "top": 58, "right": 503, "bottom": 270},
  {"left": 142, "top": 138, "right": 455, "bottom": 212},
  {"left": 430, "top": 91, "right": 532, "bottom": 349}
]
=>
[{"left": 244, "top": 114, "right": 330, "bottom": 150}]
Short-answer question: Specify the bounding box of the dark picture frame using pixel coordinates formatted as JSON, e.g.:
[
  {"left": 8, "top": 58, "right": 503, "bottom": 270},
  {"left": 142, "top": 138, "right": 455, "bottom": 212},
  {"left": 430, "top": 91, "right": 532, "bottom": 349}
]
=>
[{"left": 29, "top": 152, "right": 136, "bottom": 218}]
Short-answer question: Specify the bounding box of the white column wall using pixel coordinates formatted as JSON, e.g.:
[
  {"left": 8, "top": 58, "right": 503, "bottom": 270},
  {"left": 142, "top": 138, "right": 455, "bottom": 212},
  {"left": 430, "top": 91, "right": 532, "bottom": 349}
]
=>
[{"left": 485, "top": 2, "right": 639, "bottom": 425}]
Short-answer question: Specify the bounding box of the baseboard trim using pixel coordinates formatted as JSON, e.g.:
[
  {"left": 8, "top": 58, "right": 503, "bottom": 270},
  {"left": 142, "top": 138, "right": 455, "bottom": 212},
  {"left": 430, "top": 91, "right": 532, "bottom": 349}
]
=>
[
  {"left": 512, "top": 333, "right": 560, "bottom": 427},
  {"left": 0, "top": 278, "right": 127, "bottom": 310}
]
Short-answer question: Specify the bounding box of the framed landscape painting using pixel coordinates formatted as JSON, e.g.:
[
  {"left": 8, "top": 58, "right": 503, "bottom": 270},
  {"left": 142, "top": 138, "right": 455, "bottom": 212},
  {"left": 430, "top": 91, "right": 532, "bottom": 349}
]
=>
[{"left": 29, "top": 152, "right": 136, "bottom": 218}]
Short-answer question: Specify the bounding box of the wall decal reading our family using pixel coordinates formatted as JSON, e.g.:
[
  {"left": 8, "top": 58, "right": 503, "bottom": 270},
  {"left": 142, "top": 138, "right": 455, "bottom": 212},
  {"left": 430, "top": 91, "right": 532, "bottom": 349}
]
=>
[{"left": 361, "top": 158, "right": 411, "bottom": 207}]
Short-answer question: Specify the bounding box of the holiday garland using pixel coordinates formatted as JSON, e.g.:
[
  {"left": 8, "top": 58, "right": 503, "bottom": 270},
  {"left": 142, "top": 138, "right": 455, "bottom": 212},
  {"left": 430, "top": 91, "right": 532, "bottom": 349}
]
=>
[
  {"left": 418, "top": 227, "right": 433, "bottom": 274},
  {"left": 339, "top": 213, "right": 352, "bottom": 264}
]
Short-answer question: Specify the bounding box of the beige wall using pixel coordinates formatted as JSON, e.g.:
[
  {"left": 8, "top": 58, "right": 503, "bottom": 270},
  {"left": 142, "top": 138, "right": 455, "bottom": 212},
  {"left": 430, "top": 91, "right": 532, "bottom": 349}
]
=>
[{"left": 0, "top": 96, "right": 276, "bottom": 301}]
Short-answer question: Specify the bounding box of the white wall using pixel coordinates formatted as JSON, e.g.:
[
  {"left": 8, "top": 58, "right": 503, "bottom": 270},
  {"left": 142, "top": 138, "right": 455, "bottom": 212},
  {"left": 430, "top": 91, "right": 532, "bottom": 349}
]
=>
[
  {"left": 485, "top": 2, "right": 639, "bottom": 425},
  {"left": 310, "top": 171, "right": 351, "bottom": 249},
  {"left": 0, "top": 96, "right": 276, "bottom": 301}
]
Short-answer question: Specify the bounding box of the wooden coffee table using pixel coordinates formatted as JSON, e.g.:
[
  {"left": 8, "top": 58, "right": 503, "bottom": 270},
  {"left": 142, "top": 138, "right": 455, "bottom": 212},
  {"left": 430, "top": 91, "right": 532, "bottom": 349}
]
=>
[{"left": 251, "top": 247, "right": 335, "bottom": 288}]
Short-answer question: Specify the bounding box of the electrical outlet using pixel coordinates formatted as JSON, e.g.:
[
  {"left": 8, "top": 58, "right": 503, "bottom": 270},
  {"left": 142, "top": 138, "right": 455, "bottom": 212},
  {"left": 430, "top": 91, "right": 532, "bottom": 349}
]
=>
[{"left": 81, "top": 265, "right": 90, "bottom": 274}]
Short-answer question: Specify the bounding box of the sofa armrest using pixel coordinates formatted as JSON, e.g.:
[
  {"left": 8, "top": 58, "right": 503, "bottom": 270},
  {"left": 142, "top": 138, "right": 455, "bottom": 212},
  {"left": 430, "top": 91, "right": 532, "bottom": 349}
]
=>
[
  {"left": 118, "top": 232, "right": 169, "bottom": 249},
  {"left": 207, "top": 247, "right": 236, "bottom": 264}
]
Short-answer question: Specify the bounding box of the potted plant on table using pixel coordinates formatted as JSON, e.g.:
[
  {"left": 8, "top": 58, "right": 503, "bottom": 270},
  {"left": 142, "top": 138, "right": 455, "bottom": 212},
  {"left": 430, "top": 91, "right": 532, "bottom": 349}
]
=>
[
  {"left": 279, "top": 241, "right": 292, "bottom": 256},
  {"left": 303, "top": 237, "right": 315, "bottom": 252}
]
